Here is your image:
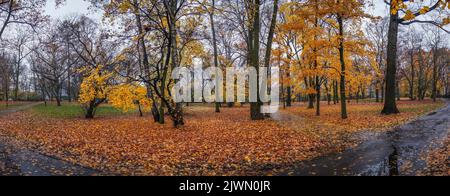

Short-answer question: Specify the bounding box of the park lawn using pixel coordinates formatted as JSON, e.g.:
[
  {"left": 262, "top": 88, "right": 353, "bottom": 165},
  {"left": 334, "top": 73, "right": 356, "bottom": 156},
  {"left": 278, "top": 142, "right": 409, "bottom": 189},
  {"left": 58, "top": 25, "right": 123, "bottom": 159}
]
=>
[
  {"left": 0, "top": 100, "right": 445, "bottom": 176},
  {"left": 31, "top": 103, "right": 137, "bottom": 118},
  {"left": 0, "top": 101, "right": 33, "bottom": 110}
]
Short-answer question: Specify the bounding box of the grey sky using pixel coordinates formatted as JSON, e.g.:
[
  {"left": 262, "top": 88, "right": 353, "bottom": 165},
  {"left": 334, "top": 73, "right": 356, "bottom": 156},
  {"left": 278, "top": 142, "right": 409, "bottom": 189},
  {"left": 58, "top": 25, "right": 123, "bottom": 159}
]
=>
[
  {"left": 45, "top": 0, "right": 389, "bottom": 20},
  {"left": 44, "top": 0, "right": 101, "bottom": 21},
  {"left": 42, "top": 0, "right": 448, "bottom": 46}
]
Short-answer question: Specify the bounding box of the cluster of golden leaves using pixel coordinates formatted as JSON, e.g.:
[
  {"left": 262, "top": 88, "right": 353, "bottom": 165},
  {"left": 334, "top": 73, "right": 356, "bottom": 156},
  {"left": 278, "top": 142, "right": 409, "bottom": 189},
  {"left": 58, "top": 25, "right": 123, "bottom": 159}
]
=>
[
  {"left": 391, "top": 0, "right": 450, "bottom": 22},
  {"left": 78, "top": 66, "right": 112, "bottom": 105},
  {"left": 109, "top": 84, "right": 153, "bottom": 113}
]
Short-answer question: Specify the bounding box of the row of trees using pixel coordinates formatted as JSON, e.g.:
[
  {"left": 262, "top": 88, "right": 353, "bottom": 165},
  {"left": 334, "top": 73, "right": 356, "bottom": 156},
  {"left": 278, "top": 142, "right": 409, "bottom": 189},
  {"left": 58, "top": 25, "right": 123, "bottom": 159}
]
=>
[{"left": 0, "top": 0, "right": 449, "bottom": 127}]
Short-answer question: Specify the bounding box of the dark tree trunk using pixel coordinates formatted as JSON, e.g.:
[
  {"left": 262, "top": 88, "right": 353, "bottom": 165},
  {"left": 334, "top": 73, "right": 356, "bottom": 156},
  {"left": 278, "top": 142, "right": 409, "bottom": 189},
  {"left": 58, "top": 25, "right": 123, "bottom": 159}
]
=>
[
  {"left": 4, "top": 79, "right": 9, "bottom": 107},
  {"left": 286, "top": 86, "right": 292, "bottom": 107},
  {"left": 316, "top": 76, "right": 321, "bottom": 116},
  {"left": 409, "top": 50, "right": 415, "bottom": 100},
  {"left": 337, "top": 15, "right": 348, "bottom": 119},
  {"left": 325, "top": 80, "right": 331, "bottom": 105},
  {"left": 85, "top": 108, "right": 95, "bottom": 119},
  {"left": 382, "top": 11, "right": 400, "bottom": 114},
  {"left": 85, "top": 101, "right": 97, "bottom": 119},
  {"left": 14, "top": 66, "right": 19, "bottom": 101},
  {"left": 308, "top": 94, "right": 314, "bottom": 109},
  {"left": 138, "top": 104, "right": 143, "bottom": 117},
  {"left": 249, "top": 0, "right": 264, "bottom": 120},
  {"left": 133, "top": 0, "right": 160, "bottom": 122},
  {"left": 376, "top": 80, "right": 380, "bottom": 103},
  {"left": 56, "top": 97, "right": 61, "bottom": 107},
  {"left": 431, "top": 48, "right": 438, "bottom": 102},
  {"left": 67, "top": 70, "right": 72, "bottom": 102},
  {"left": 333, "top": 80, "right": 339, "bottom": 104},
  {"left": 209, "top": 0, "right": 221, "bottom": 113}
]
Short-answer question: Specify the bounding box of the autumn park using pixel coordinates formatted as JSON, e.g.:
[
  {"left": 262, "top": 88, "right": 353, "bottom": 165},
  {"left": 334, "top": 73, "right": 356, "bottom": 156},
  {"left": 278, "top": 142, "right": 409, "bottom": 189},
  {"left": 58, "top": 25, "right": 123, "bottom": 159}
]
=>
[{"left": 0, "top": 0, "right": 449, "bottom": 178}]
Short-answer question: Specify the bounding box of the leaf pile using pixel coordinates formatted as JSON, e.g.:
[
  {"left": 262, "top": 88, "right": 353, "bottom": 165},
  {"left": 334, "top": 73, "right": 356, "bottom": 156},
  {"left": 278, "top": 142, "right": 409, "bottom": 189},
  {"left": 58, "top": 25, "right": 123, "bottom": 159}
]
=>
[
  {"left": 284, "top": 100, "right": 444, "bottom": 133},
  {"left": 419, "top": 136, "right": 450, "bottom": 176},
  {"left": 0, "top": 101, "right": 444, "bottom": 176},
  {"left": 0, "top": 107, "right": 326, "bottom": 176}
]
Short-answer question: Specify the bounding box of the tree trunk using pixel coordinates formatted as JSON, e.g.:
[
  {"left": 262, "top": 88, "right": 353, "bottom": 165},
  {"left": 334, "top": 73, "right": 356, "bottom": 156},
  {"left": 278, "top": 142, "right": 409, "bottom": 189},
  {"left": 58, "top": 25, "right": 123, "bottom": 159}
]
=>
[
  {"left": 209, "top": 0, "right": 221, "bottom": 113},
  {"left": 382, "top": 11, "right": 400, "bottom": 114},
  {"left": 138, "top": 104, "right": 143, "bottom": 117},
  {"left": 376, "top": 80, "right": 380, "bottom": 103},
  {"left": 308, "top": 94, "right": 314, "bottom": 109},
  {"left": 286, "top": 86, "right": 292, "bottom": 107},
  {"left": 325, "top": 80, "right": 331, "bottom": 105},
  {"left": 14, "top": 64, "right": 19, "bottom": 101},
  {"left": 417, "top": 47, "right": 424, "bottom": 101},
  {"left": 431, "top": 48, "right": 438, "bottom": 102},
  {"left": 337, "top": 15, "right": 348, "bottom": 119},
  {"left": 249, "top": 0, "right": 264, "bottom": 120},
  {"left": 67, "top": 70, "right": 72, "bottom": 102},
  {"left": 133, "top": 0, "right": 160, "bottom": 122},
  {"left": 56, "top": 97, "right": 61, "bottom": 107},
  {"left": 67, "top": 40, "right": 72, "bottom": 103},
  {"left": 333, "top": 80, "right": 339, "bottom": 104},
  {"left": 316, "top": 76, "right": 321, "bottom": 116},
  {"left": 4, "top": 79, "right": 9, "bottom": 107},
  {"left": 167, "top": 0, "right": 184, "bottom": 126},
  {"left": 85, "top": 101, "right": 96, "bottom": 119},
  {"left": 409, "top": 50, "right": 415, "bottom": 100}
]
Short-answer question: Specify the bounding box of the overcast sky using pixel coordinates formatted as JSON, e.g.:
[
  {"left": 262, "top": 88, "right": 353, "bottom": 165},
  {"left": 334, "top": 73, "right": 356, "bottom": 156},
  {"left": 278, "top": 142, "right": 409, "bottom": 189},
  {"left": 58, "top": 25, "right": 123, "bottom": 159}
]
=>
[
  {"left": 40, "top": 0, "right": 448, "bottom": 46},
  {"left": 45, "top": 0, "right": 390, "bottom": 20},
  {"left": 44, "top": 0, "right": 101, "bottom": 20}
]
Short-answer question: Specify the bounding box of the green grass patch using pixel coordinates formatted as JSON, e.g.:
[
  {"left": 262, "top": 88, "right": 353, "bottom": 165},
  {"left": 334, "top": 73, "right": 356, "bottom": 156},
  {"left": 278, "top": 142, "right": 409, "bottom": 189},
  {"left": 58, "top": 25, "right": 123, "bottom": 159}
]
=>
[
  {"left": 31, "top": 103, "right": 136, "bottom": 118},
  {"left": 0, "top": 102, "right": 31, "bottom": 110}
]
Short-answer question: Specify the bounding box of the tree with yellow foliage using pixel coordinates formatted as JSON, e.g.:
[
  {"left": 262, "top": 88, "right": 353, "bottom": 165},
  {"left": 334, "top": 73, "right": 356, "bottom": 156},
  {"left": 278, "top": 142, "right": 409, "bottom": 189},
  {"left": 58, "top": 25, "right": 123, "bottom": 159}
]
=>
[{"left": 78, "top": 65, "right": 113, "bottom": 119}]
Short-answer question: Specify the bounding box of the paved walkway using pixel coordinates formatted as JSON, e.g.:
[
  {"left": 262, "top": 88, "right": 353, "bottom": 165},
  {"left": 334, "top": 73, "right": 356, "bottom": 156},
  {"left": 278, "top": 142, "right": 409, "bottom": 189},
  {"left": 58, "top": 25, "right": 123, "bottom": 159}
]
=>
[
  {"left": 289, "top": 102, "right": 450, "bottom": 176},
  {"left": 0, "top": 103, "right": 101, "bottom": 176}
]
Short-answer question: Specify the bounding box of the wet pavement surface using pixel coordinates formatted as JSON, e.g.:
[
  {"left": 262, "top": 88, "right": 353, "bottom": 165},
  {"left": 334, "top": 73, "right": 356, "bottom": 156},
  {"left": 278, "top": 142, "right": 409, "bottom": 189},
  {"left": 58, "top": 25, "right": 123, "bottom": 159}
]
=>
[
  {"left": 0, "top": 103, "right": 101, "bottom": 176},
  {"left": 292, "top": 102, "right": 450, "bottom": 176},
  {"left": 0, "top": 136, "right": 100, "bottom": 176}
]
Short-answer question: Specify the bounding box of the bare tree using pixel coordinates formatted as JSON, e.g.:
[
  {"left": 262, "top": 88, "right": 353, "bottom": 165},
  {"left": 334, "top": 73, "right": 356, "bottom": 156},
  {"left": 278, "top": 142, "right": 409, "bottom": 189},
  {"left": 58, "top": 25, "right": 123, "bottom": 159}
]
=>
[
  {"left": 0, "top": 0, "right": 47, "bottom": 39},
  {"left": 0, "top": 51, "right": 12, "bottom": 105},
  {"left": 7, "top": 30, "right": 32, "bottom": 100},
  {"left": 367, "top": 17, "right": 389, "bottom": 102}
]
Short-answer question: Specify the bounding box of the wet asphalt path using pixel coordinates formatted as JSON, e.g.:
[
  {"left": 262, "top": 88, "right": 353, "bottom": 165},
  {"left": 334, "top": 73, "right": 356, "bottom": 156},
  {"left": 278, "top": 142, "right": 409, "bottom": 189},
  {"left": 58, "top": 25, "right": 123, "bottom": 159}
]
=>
[
  {"left": 0, "top": 103, "right": 100, "bottom": 176},
  {"left": 292, "top": 102, "right": 450, "bottom": 176}
]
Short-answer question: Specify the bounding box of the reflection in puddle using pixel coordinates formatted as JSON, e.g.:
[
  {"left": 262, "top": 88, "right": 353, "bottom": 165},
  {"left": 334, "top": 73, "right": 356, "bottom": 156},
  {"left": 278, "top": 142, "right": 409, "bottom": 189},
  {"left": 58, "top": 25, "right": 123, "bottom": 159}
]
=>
[{"left": 388, "top": 146, "right": 399, "bottom": 176}]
